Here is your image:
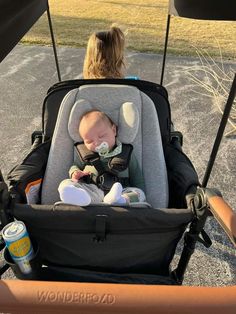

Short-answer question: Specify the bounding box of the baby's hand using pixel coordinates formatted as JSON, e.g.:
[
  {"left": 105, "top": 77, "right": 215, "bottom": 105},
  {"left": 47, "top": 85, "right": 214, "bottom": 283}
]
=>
[{"left": 71, "top": 170, "right": 90, "bottom": 182}]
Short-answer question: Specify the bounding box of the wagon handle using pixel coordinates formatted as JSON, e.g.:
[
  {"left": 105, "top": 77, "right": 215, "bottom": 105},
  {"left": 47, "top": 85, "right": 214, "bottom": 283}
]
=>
[
  {"left": 205, "top": 189, "right": 236, "bottom": 247},
  {"left": 0, "top": 279, "right": 236, "bottom": 314},
  {"left": 193, "top": 188, "right": 236, "bottom": 247}
]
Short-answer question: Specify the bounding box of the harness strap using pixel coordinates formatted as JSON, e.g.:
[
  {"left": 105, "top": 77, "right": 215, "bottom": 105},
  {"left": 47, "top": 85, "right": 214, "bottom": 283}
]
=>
[
  {"left": 89, "top": 156, "right": 106, "bottom": 175},
  {"left": 75, "top": 142, "right": 98, "bottom": 162},
  {"left": 108, "top": 144, "right": 133, "bottom": 172},
  {"left": 75, "top": 142, "right": 133, "bottom": 191}
]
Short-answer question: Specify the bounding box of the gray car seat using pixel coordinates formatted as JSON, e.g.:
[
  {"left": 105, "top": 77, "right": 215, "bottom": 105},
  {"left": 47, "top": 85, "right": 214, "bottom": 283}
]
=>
[{"left": 41, "top": 84, "right": 169, "bottom": 208}]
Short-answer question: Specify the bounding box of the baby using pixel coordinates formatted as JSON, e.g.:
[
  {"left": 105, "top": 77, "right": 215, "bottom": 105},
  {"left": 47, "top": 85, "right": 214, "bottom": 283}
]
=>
[{"left": 58, "top": 110, "right": 146, "bottom": 206}]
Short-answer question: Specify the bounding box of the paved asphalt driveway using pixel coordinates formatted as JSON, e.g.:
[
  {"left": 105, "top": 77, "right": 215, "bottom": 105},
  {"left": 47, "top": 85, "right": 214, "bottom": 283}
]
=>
[{"left": 0, "top": 44, "right": 235, "bottom": 286}]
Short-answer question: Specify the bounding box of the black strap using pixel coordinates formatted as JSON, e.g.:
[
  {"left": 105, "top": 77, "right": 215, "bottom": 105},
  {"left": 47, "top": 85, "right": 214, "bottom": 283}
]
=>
[
  {"left": 75, "top": 142, "right": 107, "bottom": 178},
  {"left": 186, "top": 229, "right": 212, "bottom": 248},
  {"left": 108, "top": 144, "right": 133, "bottom": 172},
  {"left": 75, "top": 142, "right": 133, "bottom": 173},
  {"left": 75, "top": 142, "right": 132, "bottom": 191},
  {"left": 74, "top": 142, "right": 99, "bottom": 162},
  {"left": 94, "top": 215, "right": 107, "bottom": 242},
  {"left": 0, "top": 234, "right": 5, "bottom": 251},
  {"left": 89, "top": 156, "right": 106, "bottom": 175},
  {"left": 0, "top": 180, "right": 14, "bottom": 226},
  {"left": 0, "top": 263, "right": 10, "bottom": 278}
]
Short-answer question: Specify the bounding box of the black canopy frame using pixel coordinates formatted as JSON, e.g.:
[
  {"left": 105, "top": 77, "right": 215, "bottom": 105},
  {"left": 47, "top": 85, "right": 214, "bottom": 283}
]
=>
[
  {"left": 0, "top": 0, "right": 61, "bottom": 81},
  {"left": 160, "top": 0, "right": 236, "bottom": 188},
  {"left": 160, "top": 0, "right": 236, "bottom": 86}
]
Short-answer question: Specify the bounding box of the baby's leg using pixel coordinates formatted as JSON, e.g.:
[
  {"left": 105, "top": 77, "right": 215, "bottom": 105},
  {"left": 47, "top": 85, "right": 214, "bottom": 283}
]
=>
[{"left": 58, "top": 179, "right": 104, "bottom": 205}]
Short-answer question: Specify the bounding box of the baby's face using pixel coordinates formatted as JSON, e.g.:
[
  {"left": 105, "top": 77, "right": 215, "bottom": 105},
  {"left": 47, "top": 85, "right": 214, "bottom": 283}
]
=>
[{"left": 80, "top": 118, "right": 116, "bottom": 152}]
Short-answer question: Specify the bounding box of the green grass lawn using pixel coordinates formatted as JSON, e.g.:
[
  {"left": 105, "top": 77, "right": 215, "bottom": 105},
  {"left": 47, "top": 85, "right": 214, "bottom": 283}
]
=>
[{"left": 22, "top": 0, "right": 236, "bottom": 59}]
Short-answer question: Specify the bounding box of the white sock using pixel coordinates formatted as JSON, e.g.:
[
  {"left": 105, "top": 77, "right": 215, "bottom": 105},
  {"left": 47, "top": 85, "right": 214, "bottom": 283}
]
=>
[
  {"left": 103, "top": 182, "right": 126, "bottom": 205},
  {"left": 59, "top": 185, "right": 91, "bottom": 206},
  {"left": 115, "top": 195, "right": 128, "bottom": 205}
]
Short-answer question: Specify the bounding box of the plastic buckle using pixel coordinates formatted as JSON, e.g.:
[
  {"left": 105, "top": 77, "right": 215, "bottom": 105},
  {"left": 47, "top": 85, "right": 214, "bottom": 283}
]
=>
[{"left": 97, "top": 172, "right": 118, "bottom": 192}]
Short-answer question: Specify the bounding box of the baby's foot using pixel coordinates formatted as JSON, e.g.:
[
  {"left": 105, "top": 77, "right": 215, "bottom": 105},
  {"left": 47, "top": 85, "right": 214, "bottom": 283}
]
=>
[
  {"left": 122, "top": 188, "right": 146, "bottom": 203},
  {"left": 103, "top": 182, "right": 127, "bottom": 205},
  {"left": 59, "top": 185, "right": 91, "bottom": 206}
]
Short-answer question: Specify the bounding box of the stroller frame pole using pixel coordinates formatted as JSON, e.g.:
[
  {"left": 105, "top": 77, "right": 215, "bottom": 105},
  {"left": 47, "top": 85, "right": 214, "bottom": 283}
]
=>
[
  {"left": 46, "top": 4, "right": 61, "bottom": 82},
  {"left": 160, "top": 14, "right": 171, "bottom": 86},
  {"left": 202, "top": 74, "right": 236, "bottom": 187},
  {"left": 172, "top": 188, "right": 211, "bottom": 284}
]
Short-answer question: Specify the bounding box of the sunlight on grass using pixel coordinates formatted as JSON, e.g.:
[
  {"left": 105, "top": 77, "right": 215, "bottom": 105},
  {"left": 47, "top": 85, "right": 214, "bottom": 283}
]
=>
[
  {"left": 22, "top": 0, "right": 236, "bottom": 58},
  {"left": 185, "top": 49, "right": 236, "bottom": 136}
]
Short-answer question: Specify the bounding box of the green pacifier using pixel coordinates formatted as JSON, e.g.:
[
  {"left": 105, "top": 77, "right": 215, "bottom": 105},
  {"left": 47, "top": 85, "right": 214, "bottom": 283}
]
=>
[{"left": 95, "top": 142, "right": 109, "bottom": 156}]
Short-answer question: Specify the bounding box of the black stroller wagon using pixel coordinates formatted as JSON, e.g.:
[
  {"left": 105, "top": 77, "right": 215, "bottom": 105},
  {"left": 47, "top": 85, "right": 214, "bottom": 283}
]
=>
[
  {"left": 1, "top": 78, "right": 235, "bottom": 313},
  {"left": 2, "top": 78, "right": 201, "bottom": 281},
  {"left": 0, "top": 0, "right": 236, "bottom": 313}
]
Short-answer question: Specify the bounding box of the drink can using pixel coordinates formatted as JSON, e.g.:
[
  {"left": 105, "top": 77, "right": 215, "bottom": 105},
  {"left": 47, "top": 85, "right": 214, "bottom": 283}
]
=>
[{"left": 2, "top": 220, "right": 34, "bottom": 274}]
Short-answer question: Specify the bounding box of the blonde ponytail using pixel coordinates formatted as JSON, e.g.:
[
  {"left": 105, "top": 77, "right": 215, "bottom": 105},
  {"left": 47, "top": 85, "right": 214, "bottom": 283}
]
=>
[{"left": 83, "top": 26, "right": 126, "bottom": 79}]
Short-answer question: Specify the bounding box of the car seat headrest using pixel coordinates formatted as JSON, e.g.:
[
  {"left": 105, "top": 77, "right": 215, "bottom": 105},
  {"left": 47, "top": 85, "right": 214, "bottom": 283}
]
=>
[{"left": 68, "top": 99, "right": 139, "bottom": 143}]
